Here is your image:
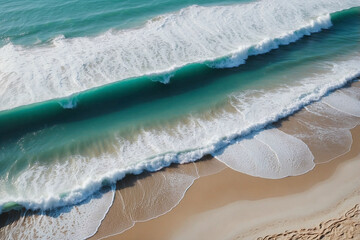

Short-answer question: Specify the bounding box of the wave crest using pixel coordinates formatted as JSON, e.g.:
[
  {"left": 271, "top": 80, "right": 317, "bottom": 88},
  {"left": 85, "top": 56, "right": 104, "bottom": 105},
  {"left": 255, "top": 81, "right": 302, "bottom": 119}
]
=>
[
  {"left": 0, "top": 0, "right": 359, "bottom": 111},
  {"left": 1, "top": 56, "right": 359, "bottom": 214}
]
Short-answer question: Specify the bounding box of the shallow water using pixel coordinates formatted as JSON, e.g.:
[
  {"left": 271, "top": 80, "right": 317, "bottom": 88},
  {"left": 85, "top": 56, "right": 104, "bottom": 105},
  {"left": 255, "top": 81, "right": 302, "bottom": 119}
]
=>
[{"left": 0, "top": 0, "right": 360, "bottom": 239}]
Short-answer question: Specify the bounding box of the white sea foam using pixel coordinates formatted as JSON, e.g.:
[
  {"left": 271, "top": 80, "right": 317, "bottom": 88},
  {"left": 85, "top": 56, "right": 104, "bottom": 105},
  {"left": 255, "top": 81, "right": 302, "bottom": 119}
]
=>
[
  {"left": 0, "top": 0, "right": 359, "bottom": 111},
  {"left": 98, "top": 163, "right": 200, "bottom": 238},
  {"left": 214, "top": 129, "right": 315, "bottom": 179},
  {"left": 0, "top": 189, "right": 115, "bottom": 240},
  {"left": 0, "top": 56, "right": 359, "bottom": 214},
  {"left": 323, "top": 90, "right": 360, "bottom": 117},
  {"left": 293, "top": 102, "right": 358, "bottom": 163}
]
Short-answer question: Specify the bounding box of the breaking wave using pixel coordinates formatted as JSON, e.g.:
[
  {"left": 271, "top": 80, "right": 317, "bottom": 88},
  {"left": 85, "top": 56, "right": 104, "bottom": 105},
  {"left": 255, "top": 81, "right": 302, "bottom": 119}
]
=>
[{"left": 0, "top": 0, "right": 359, "bottom": 111}]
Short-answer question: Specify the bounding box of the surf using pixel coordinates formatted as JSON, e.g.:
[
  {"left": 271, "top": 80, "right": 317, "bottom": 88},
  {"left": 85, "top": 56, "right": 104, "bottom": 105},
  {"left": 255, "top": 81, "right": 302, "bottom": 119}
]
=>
[
  {"left": 0, "top": 0, "right": 359, "bottom": 112},
  {"left": 1, "top": 54, "right": 359, "bottom": 214}
]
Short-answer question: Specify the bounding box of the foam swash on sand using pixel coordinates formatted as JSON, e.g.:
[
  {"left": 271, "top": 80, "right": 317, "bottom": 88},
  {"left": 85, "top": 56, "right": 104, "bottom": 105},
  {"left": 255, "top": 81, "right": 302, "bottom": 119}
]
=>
[{"left": 0, "top": 0, "right": 360, "bottom": 239}]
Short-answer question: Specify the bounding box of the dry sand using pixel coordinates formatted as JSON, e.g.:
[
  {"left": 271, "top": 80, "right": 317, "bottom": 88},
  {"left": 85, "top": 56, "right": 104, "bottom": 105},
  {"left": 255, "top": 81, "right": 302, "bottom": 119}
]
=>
[
  {"left": 258, "top": 204, "right": 360, "bottom": 240},
  {"left": 97, "top": 125, "right": 360, "bottom": 240},
  {"left": 1, "top": 85, "right": 359, "bottom": 240}
]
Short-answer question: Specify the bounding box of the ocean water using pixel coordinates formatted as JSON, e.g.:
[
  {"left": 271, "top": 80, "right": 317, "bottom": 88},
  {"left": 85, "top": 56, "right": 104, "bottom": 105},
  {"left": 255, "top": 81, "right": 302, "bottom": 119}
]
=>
[{"left": 0, "top": 0, "right": 360, "bottom": 238}]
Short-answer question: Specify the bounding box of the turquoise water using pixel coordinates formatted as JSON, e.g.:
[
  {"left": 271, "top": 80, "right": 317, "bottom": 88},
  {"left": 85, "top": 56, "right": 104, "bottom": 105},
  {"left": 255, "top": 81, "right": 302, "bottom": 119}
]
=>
[
  {"left": 0, "top": 0, "right": 243, "bottom": 46},
  {"left": 0, "top": 0, "right": 359, "bottom": 217}
]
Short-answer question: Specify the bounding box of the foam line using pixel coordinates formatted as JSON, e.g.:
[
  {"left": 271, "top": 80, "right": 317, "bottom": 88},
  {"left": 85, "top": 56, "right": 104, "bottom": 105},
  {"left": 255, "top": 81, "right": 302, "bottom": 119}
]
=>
[
  {"left": 214, "top": 129, "right": 315, "bottom": 179},
  {"left": 0, "top": 56, "right": 359, "bottom": 214},
  {"left": 0, "top": 188, "right": 115, "bottom": 240},
  {"left": 0, "top": 0, "right": 359, "bottom": 111},
  {"left": 323, "top": 91, "right": 360, "bottom": 117}
]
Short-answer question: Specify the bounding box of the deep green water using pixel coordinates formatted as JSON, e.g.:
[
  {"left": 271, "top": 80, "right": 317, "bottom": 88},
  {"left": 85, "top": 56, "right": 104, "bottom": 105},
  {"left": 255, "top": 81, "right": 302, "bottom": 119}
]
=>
[
  {"left": 1, "top": 7, "right": 359, "bottom": 141},
  {"left": 0, "top": 0, "right": 359, "bottom": 216}
]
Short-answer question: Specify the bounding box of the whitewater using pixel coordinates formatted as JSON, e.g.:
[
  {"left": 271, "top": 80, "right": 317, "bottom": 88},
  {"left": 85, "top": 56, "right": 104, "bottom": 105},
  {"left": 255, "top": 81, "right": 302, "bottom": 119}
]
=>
[
  {"left": 0, "top": 0, "right": 359, "bottom": 112},
  {"left": 1, "top": 55, "right": 360, "bottom": 214},
  {"left": 0, "top": 0, "right": 360, "bottom": 220}
]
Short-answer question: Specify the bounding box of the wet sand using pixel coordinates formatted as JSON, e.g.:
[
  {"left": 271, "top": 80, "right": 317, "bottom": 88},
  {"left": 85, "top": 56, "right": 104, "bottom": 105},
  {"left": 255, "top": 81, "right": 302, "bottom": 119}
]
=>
[
  {"left": 91, "top": 81, "right": 360, "bottom": 240},
  {"left": 95, "top": 124, "right": 360, "bottom": 240},
  {"left": 1, "top": 83, "right": 359, "bottom": 239}
]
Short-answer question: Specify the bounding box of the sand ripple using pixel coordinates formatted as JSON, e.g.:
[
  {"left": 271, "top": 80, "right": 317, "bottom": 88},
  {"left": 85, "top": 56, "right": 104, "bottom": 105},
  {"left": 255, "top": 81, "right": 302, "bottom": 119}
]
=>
[{"left": 258, "top": 204, "right": 360, "bottom": 240}]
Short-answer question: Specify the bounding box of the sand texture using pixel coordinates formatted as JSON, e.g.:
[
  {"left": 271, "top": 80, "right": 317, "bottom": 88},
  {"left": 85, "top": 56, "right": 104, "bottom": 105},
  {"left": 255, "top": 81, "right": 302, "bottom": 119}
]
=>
[
  {"left": 1, "top": 83, "right": 359, "bottom": 240},
  {"left": 258, "top": 204, "right": 360, "bottom": 240},
  {"left": 104, "top": 124, "right": 359, "bottom": 240}
]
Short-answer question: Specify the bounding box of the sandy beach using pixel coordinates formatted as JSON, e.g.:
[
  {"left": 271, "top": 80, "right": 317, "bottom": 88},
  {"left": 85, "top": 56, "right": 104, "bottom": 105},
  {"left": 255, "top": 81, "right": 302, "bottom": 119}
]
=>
[
  {"left": 93, "top": 125, "right": 359, "bottom": 240},
  {"left": 1, "top": 2, "right": 360, "bottom": 240},
  {"left": 1, "top": 82, "right": 358, "bottom": 240},
  {"left": 90, "top": 80, "right": 360, "bottom": 240}
]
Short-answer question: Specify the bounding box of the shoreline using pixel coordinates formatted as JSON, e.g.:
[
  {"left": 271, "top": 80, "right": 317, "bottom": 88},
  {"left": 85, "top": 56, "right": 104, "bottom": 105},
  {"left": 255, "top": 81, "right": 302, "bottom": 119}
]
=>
[
  {"left": 95, "top": 125, "right": 360, "bottom": 240},
  {"left": 1, "top": 82, "right": 359, "bottom": 240},
  {"left": 0, "top": 80, "right": 358, "bottom": 216},
  {"left": 0, "top": 2, "right": 359, "bottom": 239}
]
